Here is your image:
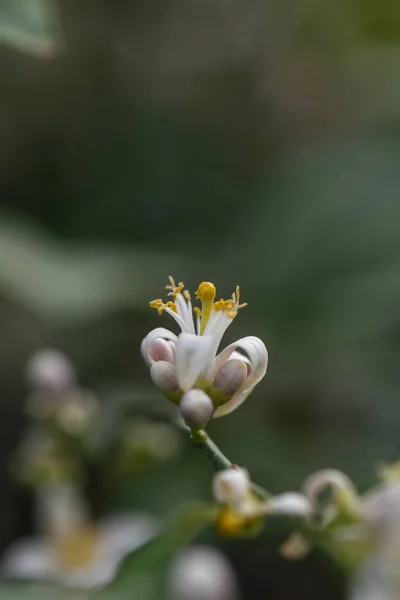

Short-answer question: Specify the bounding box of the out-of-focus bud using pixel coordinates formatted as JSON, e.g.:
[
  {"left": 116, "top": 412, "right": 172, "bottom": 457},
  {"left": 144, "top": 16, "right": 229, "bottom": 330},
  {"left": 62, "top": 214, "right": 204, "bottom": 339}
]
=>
[
  {"left": 213, "top": 468, "right": 250, "bottom": 505},
  {"left": 213, "top": 359, "right": 247, "bottom": 397},
  {"left": 167, "top": 545, "right": 240, "bottom": 600},
  {"left": 179, "top": 390, "right": 214, "bottom": 429},
  {"left": 150, "top": 361, "right": 179, "bottom": 393},
  {"left": 302, "top": 469, "right": 360, "bottom": 520},
  {"left": 26, "top": 349, "right": 76, "bottom": 394},
  {"left": 148, "top": 338, "right": 175, "bottom": 364}
]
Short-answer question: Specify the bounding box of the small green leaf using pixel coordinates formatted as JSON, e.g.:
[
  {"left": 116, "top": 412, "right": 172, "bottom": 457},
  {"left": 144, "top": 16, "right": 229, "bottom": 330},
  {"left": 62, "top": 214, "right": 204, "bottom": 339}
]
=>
[
  {"left": 96, "top": 502, "right": 216, "bottom": 599},
  {"left": 0, "top": 0, "right": 62, "bottom": 57}
]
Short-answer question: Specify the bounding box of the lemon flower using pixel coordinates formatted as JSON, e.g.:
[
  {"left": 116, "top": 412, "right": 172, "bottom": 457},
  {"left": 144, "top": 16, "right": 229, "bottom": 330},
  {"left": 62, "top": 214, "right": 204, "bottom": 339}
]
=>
[
  {"left": 141, "top": 277, "right": 268, "bottom": 419},
  {"left": 1, "top": 483, "right": 158, "bottom": 590}
]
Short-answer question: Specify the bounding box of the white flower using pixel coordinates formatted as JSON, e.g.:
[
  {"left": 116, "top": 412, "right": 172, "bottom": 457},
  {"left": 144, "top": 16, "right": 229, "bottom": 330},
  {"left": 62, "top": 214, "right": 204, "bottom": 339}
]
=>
[
  {"left": 1, "top": 483, "right": 158, "bottom": 590},
  {"left": 141, "top": 277, "right": 268, "bottom": 417}
]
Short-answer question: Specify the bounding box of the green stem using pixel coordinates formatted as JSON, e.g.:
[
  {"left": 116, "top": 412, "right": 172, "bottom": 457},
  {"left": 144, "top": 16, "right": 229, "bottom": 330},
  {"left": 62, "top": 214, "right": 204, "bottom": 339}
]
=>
[
  {"left": 190, "top": 429, "right": 231, "bottom": 471},
  {"left": 189, "top": 429, "right": 269, "bottom": 500}
]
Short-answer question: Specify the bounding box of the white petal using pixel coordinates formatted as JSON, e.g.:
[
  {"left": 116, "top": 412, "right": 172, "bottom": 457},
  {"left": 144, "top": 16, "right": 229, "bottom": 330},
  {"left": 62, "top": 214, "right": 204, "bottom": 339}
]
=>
[
  {"left": 302, "top": 469, "right": 356, "bottom": 503},
  {"left": 213, "top": 336, "right": 268, "bottom": 417},
  {"left": 175, "top": 294, "right": 195, "bottom": 335},
  {"left": 175, "top": 334, "right": 214, "bottom": 391},
  {"left": 100, "top": 512, "right": 159, "bottom": 563},
  {"left": 1, "top": 537, "right": 54, "bottom": 580},
  {"left": 141, "top": 328, "right": 178, "bottom": 366},
  {"left": 262, "top": 493, "right": 313, "bottom": 518},
  {"left": 60, "top": 513, "right": 159, "bottom": 590}
]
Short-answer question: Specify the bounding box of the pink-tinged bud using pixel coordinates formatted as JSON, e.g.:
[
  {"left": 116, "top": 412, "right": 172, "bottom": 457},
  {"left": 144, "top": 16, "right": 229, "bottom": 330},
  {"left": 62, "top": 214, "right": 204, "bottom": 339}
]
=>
[
  {"left": 150, "top": 361, "right": 179, "bottom": 393},
  {"left": 25, "top": 349, "right": 77, "bottom": 393},
  {"left": 179, "top": 390, "right": 214, "bottom": 429},
  {"left": 148, "top": 338, "right": 175, "bottom": 364},
  {"left": 214, "top": 359, "right": 247, "bottom": 397}
]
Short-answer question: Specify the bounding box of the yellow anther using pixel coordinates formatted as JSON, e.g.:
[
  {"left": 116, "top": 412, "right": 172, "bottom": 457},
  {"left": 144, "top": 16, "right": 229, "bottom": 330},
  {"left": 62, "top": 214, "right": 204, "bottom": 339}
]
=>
[
  {"left": 214, "top": 286, "right": 247, "bottom": 318},
  {"left": 166, "top": 301, "right": 178, "bottom": 313},
  {"left": 214, "top": 299, "right": 235, "bottom": 313},
  {"left": 195, "top": 282, "right": 216, "bottom": 302},
  {"left": 166, "top": 276, "right": 184, "bottom": 298},
  {"left": 149, "top": 299, "right": 165, "bottom": 315},
  {"left": 193, "top": 306, "right": 202, "bottom": 318},
  {"left": 183, "top": 290, "right": 191, "bottom": 301}
]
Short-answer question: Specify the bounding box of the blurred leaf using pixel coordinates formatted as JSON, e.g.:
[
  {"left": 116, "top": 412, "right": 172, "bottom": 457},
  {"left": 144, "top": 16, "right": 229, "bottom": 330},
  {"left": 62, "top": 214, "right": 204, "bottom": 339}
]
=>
[
  {"left": 0, "top": 582, "right": 88, "bottom": 600},
  {"left": 0, "top": 214, "right": 199, "bottom": 323},
  {"left": 0, "top": 0, "right": 62, "bottom": 57},
  {"left": 96, "top": 502, "right": 215, "bottom": 600}
]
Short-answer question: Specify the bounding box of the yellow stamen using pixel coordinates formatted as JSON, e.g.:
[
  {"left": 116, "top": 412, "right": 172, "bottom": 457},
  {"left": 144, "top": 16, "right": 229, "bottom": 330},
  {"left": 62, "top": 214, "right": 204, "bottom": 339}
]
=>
[
  {"left": 166, "top": 276, "right": 184, "bottom": 298},
  {"left": 193, "top": 306, "right": 202, "bottom": 318},
  {"left": 214, "top": 286, "right": 247, "bottom": 318},
  {"left": 149, "top": 299, "right": 177, "bottom": 314},
  {"left": 183, "top": 290, "right": 191, "bottom": 301},
  {"left": 149, "top": 299, "right": 165, "bottom": 315},
  {"left": 166, "top": 301, "right": 178, "bottom": 313},
  {"left": 195, "top": 282, "right": 216, "bottom": 334}
]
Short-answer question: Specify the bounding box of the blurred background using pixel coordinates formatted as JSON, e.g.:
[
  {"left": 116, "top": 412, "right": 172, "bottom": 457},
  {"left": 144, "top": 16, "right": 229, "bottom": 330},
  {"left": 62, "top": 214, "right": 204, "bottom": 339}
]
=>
[{"left": 2, "top": 0, "right": 400, "bottom": 598}]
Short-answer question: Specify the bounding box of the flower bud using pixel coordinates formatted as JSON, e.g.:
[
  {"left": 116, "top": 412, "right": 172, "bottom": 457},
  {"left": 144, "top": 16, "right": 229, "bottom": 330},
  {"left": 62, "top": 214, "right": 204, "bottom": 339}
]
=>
[
  {"left": 26, "top": 349, "right": 76, "bottom": 393},
  {"left": 213, "top": 359, "right": 247, "bottom": 397},
  {"left": 167, "top": 545, "right": 239, "bottom": 600},
  {"left": 179, "top": 390, "right": 214, "bottom": 429},
  {"left": 150, "top": 361, "right": 179, "bottom": 393},
  {"left": 213, "top": 467, "right": 250, "bottom": 505},
  {"left": 148, "top": 338, "right": 175, "bottom": 364}
]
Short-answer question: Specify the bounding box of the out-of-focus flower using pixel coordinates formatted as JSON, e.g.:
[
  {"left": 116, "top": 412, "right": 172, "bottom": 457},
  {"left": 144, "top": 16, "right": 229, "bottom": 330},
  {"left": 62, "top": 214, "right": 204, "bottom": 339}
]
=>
[
  {"left": 348, "top": 481, "right": 400, "bottom": 600},
  {"left": 141, "top": 277, "right": 268, "bottom": 421},
  {"left": 1, "top": 482, "right": 158, "bottom": 590},
  {"left": 167, "top": 545, "right": 240, "bottom": 600},
  {"left": 25, "top": 349, "right": 99, "bottom": 438}
]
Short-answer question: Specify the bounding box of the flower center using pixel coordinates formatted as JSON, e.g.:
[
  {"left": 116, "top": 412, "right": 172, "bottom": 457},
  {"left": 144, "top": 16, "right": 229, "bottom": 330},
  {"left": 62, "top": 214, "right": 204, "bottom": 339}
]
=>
[
  {"left": 195, "top": 282, "right": 216, "bottom": 334},
  {"left": 53, "top": 524, "right": 100, "bottom": 571}
]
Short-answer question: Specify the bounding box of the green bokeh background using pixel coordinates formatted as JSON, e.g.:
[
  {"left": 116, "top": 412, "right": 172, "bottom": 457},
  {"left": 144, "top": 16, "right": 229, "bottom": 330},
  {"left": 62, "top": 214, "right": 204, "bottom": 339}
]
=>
[{"left": 2, "top": 0, "right": 400, "bottom": 597}]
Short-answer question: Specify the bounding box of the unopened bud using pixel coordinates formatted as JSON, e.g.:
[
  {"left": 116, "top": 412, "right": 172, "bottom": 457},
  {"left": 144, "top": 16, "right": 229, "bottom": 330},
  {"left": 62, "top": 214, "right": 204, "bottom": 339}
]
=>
[
  {"left": 168, "top": 545, "right": 239, "bottom": 600},
  {"left": 150, "top": 361, "right": 179, "bottom": 393},
  {"left": 26, "top": 349, "right": 76, "bottom": 393},
  {"left": 214, "top": 359, "right": 247, "bottom": 397},
  {"left": 179, "top": 390, "right": 214, "bottom": 429},
  {"left": 148, "top": 338, "right": 175, "bottom": 364},
  {"left": 213, "top": 468, "right": 250, "bottom": 505}
]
